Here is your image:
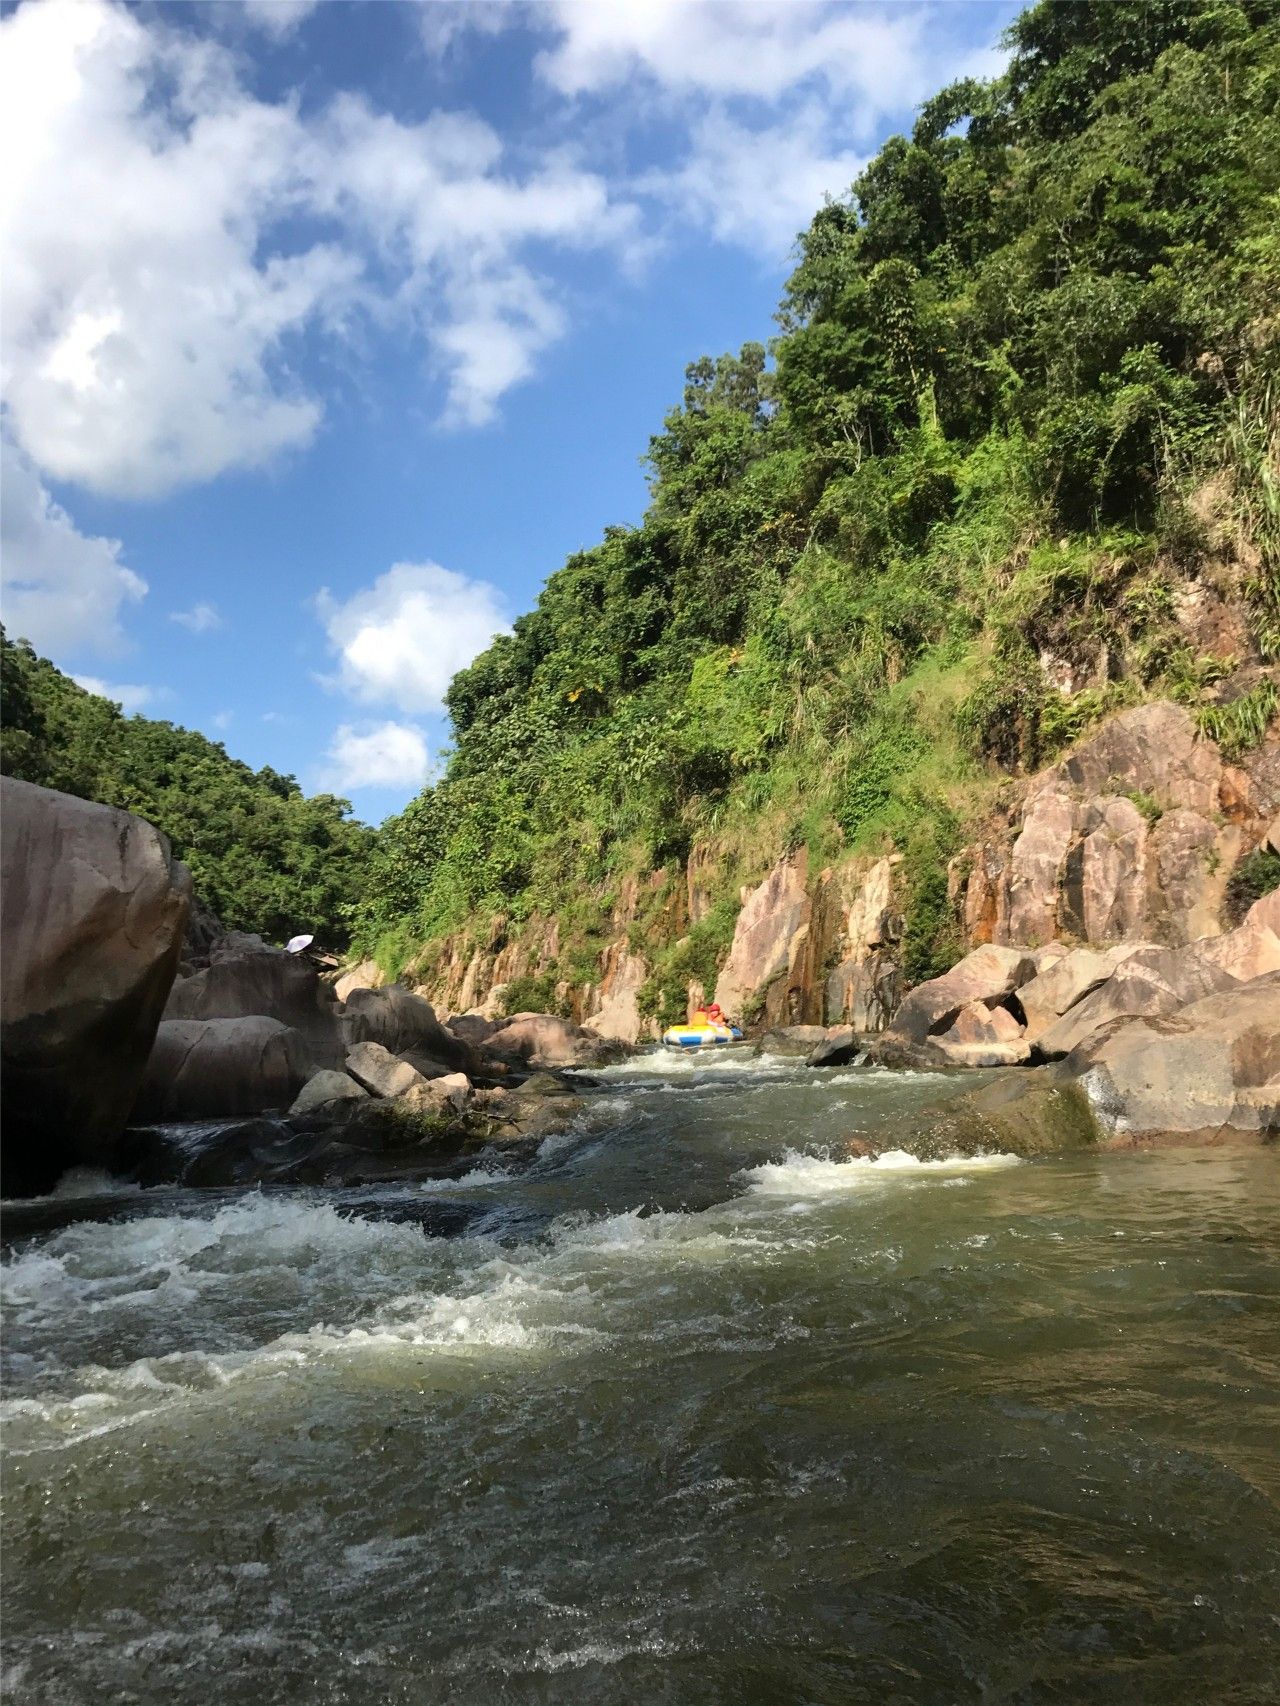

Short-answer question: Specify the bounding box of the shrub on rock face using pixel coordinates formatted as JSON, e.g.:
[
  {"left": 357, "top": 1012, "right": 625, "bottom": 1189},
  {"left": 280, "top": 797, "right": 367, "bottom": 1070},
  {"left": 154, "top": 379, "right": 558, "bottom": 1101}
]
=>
[{"left": 1, "top": 777, "right": 191, "bottom": 1193}]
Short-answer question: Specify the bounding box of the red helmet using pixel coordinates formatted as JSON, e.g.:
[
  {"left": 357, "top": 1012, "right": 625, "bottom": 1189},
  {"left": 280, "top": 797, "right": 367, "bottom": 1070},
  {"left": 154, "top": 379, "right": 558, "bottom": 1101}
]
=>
[{"left": 708, "top": 1003, "right": 723, "bottom": 1017}]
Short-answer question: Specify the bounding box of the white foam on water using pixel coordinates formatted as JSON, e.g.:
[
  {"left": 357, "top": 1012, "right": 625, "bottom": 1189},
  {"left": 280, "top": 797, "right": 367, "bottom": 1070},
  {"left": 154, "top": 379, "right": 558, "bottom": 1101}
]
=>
[
  {"left": 740, "top": 1147, "right": 1021, "bottom": 1196},
  {"left": 574, "top": 1048, "right": 799, "bottom": 1085},
  {"left": 415, "top": 1167, "right": 516, "bottom": 1192}
]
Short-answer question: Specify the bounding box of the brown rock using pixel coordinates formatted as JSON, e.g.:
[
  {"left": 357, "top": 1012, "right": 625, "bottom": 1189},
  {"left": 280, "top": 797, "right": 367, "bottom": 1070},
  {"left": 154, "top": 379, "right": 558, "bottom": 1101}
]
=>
[
  {"left": 938, "top": 1001, "right": 1024, "bottom": 1047},
  {"left": 1036, "top": 944, "right": 1238, "bottom": 1059},
  {"left": 1195, "top": 919, "right": 1280, "bottom": 982},
  {"left": 134, "top": 1017, "right": 313, "bottom": 1122},
  {"left": 890, "top": 945, "right": 1039, "bottom": 1044},
  {"left": 1245, "top": 886, "right": 1280, "bottom": 935},
  {"left": 1, "top": 778, "right": 191, "bottom": 1192},
  {"left": 1017, "top": 944, "right": 1147, "bottom": 1040},
  {"left": 487, "top": 1013, "right": 600, "bottom": 1068}
]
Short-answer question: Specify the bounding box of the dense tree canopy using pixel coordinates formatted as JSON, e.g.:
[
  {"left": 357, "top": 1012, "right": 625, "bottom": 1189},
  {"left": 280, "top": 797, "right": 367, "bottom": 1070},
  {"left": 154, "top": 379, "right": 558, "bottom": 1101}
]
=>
[
  {"left": 358, "top": 0, "right": 1278, "bottom": 1002},
  {"left": 0, "top": 632, "right": 371, "bottom": 945}
]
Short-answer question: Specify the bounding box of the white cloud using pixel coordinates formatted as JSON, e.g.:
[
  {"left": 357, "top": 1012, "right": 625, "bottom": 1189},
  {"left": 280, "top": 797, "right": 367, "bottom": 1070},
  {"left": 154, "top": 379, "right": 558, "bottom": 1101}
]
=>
[
  {"left": 237, "top": 0, "right": 320, "bottom": 39},
  {"left": 0, "top": 434, "right": 147, "bottom": 656},
  {"left": 533, "top": 2, "right": 930, "bottom": 121},
  {"left": 651, "top": 107, "right": 866, "bottom": 257},
  {"left": 319, "top": 720, "right": 431, "bottom": 792},
  {"left": 0, "top": 0, "right": 638, "bottom": 497},
  {"left": 211, "top": 709, "right": 234, "bottom": 730},
  {"left": 73, "top": 675, "right": 161, "bottom": 714},
  {"left": 317, "top": 561, "right": 510, "bottom": 715},
  {"left": 171, "top": 601, "right": 224, "bottom": 633}
]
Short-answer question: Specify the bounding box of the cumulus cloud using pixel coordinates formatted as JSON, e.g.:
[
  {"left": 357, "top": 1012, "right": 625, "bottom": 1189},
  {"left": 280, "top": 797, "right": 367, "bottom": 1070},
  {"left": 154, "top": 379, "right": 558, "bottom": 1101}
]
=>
[
  {"left": 0, "top": 0, "right": 637, "bottom": 497},
  {"left": 170, "top": 601, "right": 224, "bottom": 634},
  {"left": 72, "top": 675, "right": 163, "bottom": 714},
  {"left": 237, "top": 0, "right": 320, "bottom": 39},
  {"left": 319, "top": 720, "right": 431, "bottom": 792},
  {"left": 317, "top": 561, "right": 510, "bottom": 715},
  {"left": 533, "top": 1, "right": 931, "bottom": 120},
  {"left": 0, "top": 435, "right": 147, "bottom": 656},
  {"left": 649, "top": 106, "right": 866, "bottom": 257}
]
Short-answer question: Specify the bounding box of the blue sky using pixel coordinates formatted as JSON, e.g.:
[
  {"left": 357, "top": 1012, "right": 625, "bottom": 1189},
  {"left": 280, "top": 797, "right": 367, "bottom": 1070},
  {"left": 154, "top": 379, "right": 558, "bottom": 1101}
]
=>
[{"left": 1, "top": 0, "right": 1019, "bottom": 822}]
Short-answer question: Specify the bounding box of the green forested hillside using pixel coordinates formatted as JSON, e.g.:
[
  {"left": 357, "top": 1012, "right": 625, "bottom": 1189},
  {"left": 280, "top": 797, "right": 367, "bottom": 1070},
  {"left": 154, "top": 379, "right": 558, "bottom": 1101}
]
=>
[
  {"left": 358, "top": 0, "right": 1279, "bottom": 1012},
  {"left": 0, "top": 632, "right": 371, "bottom": 945}
]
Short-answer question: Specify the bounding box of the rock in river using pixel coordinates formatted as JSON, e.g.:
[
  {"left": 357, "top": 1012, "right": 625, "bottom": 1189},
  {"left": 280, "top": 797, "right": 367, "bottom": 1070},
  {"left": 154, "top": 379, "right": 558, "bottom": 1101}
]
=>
[{"left": 1, "top": 777, "right": 191, "bottom": 1194}]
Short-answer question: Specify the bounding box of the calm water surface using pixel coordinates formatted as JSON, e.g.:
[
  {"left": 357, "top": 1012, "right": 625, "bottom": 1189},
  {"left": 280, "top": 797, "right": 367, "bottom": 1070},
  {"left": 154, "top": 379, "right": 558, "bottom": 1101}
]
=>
[{"left": 3, "top": 1054, "right": 1278, "bottom": 1703}]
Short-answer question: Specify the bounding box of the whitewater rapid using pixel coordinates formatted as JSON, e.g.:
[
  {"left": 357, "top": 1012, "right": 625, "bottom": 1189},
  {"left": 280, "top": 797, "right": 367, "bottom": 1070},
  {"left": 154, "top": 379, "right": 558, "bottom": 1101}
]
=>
[{"left": 4, "top": 1051, "right": 1279, "bottom": 1704}]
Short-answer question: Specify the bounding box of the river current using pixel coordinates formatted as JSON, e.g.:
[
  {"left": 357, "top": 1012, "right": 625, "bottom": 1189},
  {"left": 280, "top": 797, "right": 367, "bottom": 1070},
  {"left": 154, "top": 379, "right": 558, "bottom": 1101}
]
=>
[{"left": 3, "top": 1053, "right": 1278, "bottom": 1703}]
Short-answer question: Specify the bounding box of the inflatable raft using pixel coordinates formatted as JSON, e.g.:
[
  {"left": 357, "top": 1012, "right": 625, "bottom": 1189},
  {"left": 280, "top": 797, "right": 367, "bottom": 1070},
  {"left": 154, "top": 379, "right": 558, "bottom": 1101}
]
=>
[{"left": 662, "top": 1020, "right": 744, "bottom": 1050}]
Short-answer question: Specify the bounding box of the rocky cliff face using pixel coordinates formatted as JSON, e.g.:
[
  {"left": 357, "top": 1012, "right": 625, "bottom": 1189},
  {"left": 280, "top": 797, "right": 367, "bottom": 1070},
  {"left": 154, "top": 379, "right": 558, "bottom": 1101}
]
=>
[
  {"left": 400, "top": 701, "right": 1278, "bottom": 1046},
  {"left": 961, "top": 702, "right": 1277, "bottom": 951}
]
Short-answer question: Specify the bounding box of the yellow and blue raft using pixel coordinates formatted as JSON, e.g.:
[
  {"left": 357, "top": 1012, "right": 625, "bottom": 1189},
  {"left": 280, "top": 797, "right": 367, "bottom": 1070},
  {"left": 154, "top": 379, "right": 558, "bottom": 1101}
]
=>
[{"left": 662, "top": 1019, "right": 744, "bottom": 1050}]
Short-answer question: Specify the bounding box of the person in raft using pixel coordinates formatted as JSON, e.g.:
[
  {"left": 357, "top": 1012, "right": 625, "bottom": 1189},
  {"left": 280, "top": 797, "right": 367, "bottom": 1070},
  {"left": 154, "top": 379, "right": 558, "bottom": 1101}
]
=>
[{"left": 692, "top": 1002, "right": 728, "bottom": 1028}]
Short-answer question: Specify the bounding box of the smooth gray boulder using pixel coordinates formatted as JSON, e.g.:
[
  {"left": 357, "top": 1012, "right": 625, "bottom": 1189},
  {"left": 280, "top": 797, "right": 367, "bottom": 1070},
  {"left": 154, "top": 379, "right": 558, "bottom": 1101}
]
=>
[
  {"left": 289, "top": 1070, "right": 369, "bottom": 1116},
  {"left": 1, "top": 777, "right": 191, "bottom": 1193},
  {"left": 889, "top": 945, "right": 1038, "bottom": 1044},
  {"left": 342, "top": 985, "right": 474, "bottom": 1072},
  {"left": 166, "top": 946, "right": 341, "bottom": 1065},
  {"left": 344, "top": 1040, "right": 432, "bottom": 1099},
  {"left": 1069, "top": 973, "right": 1280, "bottom": 1141},
  {"left": 487, "top": 1013, "right": 604, "bottom": 1068},
  {"left": 133, "top": 1016, "right": 314, "bottom": 1122},
  {"left": 759, "top": 1025, "right": 830, "bottom": 1056},
  {"left": 808, "top": 1027, "right": 860, "bottom": 1068}
]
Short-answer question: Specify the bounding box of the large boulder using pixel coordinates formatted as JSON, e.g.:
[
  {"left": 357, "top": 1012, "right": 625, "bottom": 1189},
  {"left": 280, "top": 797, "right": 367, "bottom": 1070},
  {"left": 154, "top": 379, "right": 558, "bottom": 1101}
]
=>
[
  {"left": 889, "top": 945, "right": 1038, "bottom": 1045},
  {"left": 165, "top": 945, "right": 341, "bottom": 1065},
  {"left": 1044, "top": 928, "right": 1280, "bottom": 1057},
  {"left": 344, "top": 1040, "right": 435, "bottom": 1099},
  {"left": 1069, "top": 974, "right": 1280, "bottom": 1141},
  {"left": 1036, "top": 941, "right": 1245, "bottom": 1059},
  {"left": 132, "top": 1017, "right": 314, "bottom": 1122},
  {"left": 486, "top": 1013, "right": 603, "bottom": 1068},
  {"left": 759, "top": 1024, "right": 830, "bottom": 1056},
  {"left": 1016, "top": 944, "right": 1147, "bottom": 1040},
  {"left": 289, "top": 1070, "right": 369, "bottom": 1116},
  {"left": 1, "top": 778, "right": 191, "bottom": 1193},
  {"left": 341, "top": 984, "right": 474, "bottom": 1073},
  {"left": 937, "top": 1001, "right": 1024, "bottom": 1047}
]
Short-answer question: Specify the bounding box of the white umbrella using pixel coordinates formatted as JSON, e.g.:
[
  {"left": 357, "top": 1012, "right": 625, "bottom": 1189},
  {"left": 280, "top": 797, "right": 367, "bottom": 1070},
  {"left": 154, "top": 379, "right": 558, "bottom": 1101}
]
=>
[{"left": 285, "top": 933, "right": 315, "bottom": 955}]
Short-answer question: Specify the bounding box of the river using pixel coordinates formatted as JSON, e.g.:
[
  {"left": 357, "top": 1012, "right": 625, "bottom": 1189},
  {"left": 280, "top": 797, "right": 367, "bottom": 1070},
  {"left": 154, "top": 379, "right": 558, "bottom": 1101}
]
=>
[{"left": 3, "top": 1053, "right": 1278, "bottom": 1702}]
